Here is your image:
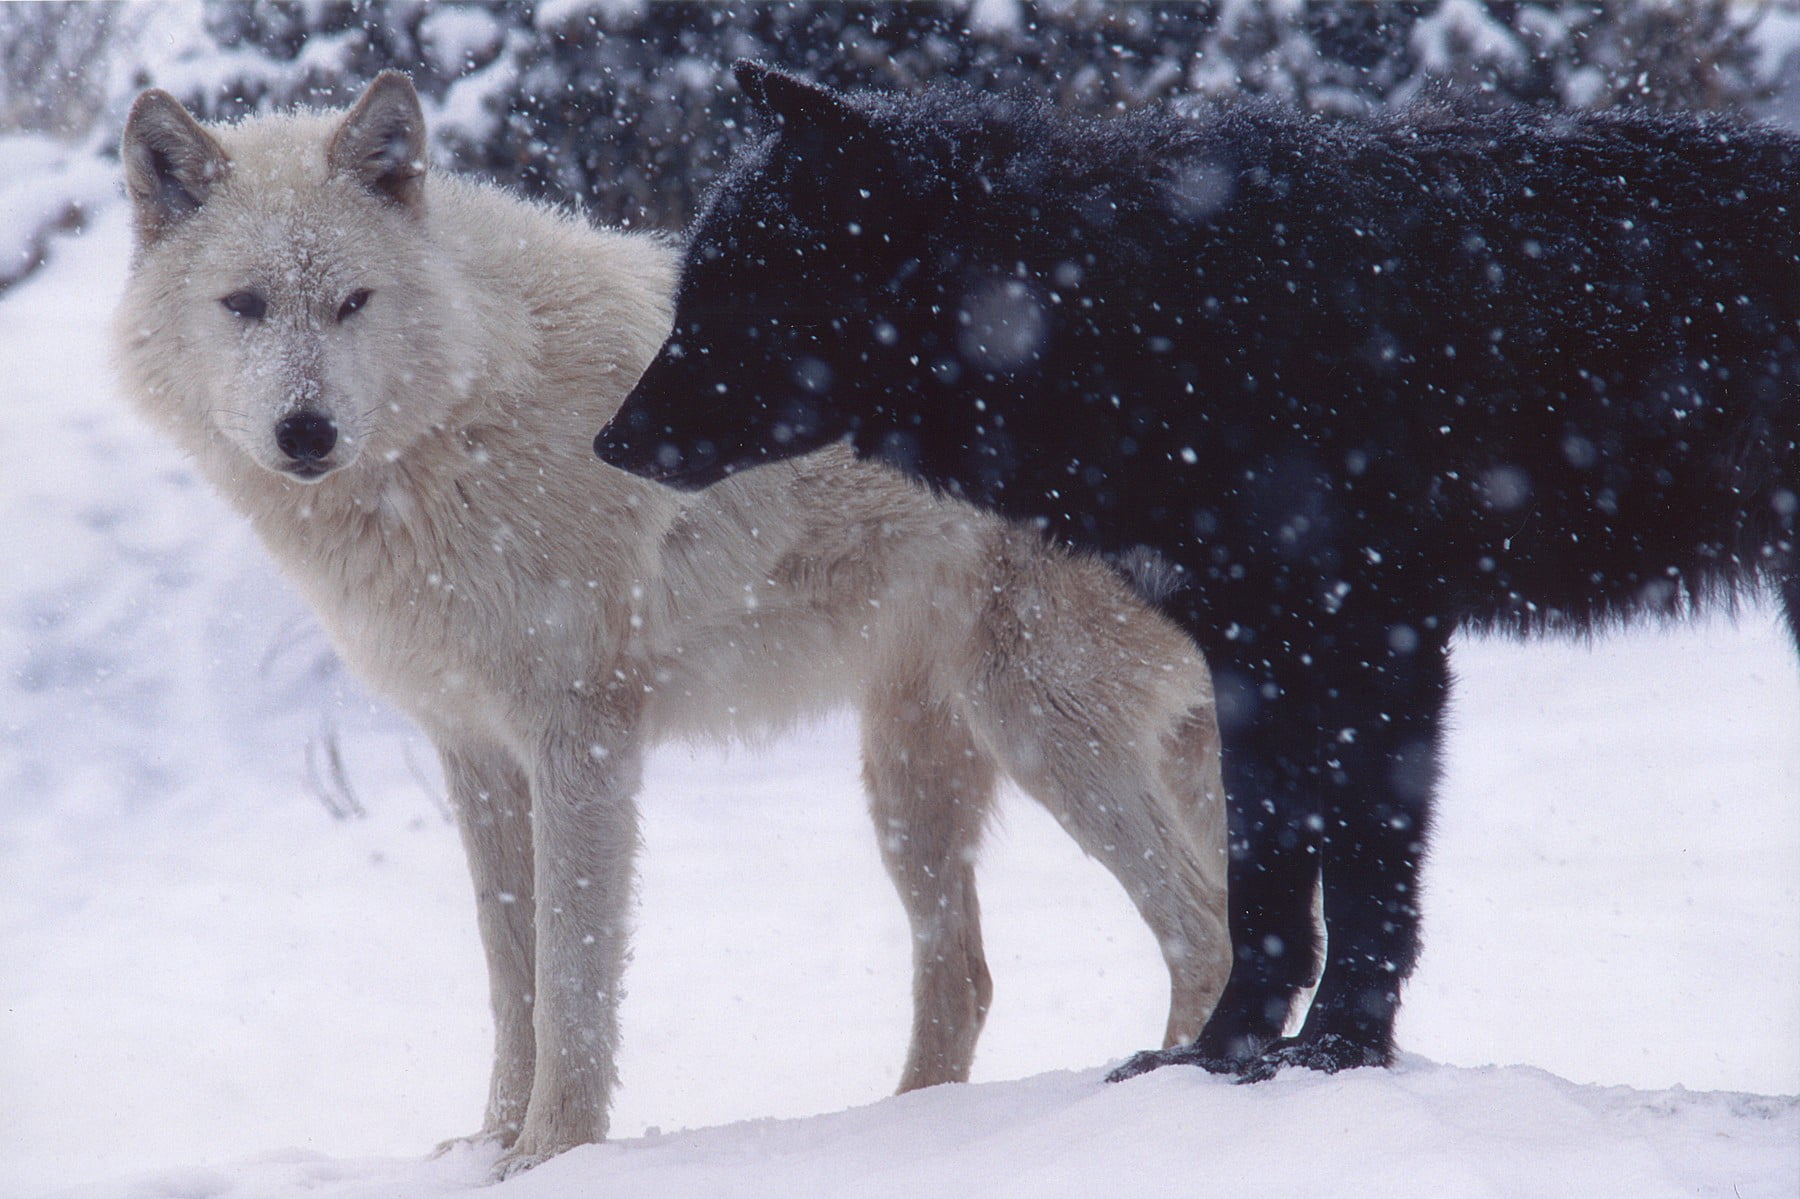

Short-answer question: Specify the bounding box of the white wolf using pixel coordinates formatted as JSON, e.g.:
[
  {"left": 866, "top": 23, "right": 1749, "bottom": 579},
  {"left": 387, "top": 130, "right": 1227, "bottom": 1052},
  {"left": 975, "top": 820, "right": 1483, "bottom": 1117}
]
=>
[{"left": 114, "top": 73, "right": 1230, "bottom": 1177}]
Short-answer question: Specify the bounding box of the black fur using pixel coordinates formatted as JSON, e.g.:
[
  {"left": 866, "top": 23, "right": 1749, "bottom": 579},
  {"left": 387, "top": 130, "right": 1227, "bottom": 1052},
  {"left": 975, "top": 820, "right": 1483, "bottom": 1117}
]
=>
[{"left": 598, "top": 64, "right": 1800, "bottom": 1079}]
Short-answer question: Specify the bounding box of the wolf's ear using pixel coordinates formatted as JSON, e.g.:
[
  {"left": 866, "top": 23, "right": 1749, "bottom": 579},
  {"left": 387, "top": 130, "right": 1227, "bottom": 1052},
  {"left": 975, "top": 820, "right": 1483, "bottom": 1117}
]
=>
[
  {"left": 121, "top": 90, "right": 230, "bottom": 247},
  {"left": 328, "top": 71, "right": 427, "bottom": 215},
  {"left": 733, "top": 61, "right": 869, "bottom": 141}
]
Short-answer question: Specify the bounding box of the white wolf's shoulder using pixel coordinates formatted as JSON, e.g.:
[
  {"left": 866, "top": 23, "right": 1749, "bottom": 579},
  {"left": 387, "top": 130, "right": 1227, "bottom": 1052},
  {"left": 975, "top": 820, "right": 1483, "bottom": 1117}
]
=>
[{"left": 426, "top": 173, "right": 680, "bottom": 396}]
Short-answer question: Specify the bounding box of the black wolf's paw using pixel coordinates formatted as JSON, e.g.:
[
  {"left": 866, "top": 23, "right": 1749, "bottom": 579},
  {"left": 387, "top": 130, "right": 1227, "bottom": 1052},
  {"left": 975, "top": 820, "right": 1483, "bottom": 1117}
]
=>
[
  {"left": 1106, "top": 1042, "right": 1245, "bottom": 1083},
  {"left": 1234, "top": 1032, "right": 1393, "bottom": 1083},
  {"left": 1109, "top": 1032, "right": 1392, "bottom": 1086}
]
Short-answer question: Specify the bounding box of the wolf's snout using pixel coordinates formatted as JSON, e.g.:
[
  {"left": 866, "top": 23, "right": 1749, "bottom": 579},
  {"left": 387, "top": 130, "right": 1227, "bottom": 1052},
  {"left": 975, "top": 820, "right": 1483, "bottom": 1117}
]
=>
[
  {"left": 595, "top": 420, "right": 728, "bottom": 492},
  {"left": 593, "top": 405, "right": 662, "bottom": 473},
  {"left": 276, "top": 412, "right": 338, "bottom": 462},
  {"left": 592, "top": 421, "right": 645, "bottom": 470}
]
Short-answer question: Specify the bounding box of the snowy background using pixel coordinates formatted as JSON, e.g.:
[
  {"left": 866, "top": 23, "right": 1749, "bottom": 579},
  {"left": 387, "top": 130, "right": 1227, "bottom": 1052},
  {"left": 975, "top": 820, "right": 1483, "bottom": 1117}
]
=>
[{"left": 3, "top": 3, "right": 1798, "bottom": 1197}]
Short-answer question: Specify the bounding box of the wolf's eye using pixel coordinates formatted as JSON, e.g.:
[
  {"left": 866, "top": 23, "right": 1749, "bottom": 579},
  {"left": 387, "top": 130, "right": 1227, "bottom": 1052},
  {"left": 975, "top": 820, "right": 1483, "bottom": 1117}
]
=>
[
  {"left": 220, "top": 290, "right": 266, "bottom": 320},
  {"left": 337, "top": 289, "right": 373, "bottom": 321}
]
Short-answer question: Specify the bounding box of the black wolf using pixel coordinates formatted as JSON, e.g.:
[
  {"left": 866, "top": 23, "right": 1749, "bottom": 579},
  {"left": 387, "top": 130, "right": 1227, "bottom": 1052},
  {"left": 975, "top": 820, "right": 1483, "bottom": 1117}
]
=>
[{"left": 598, "top": 63, "right": 1800, "bottom": 1080}]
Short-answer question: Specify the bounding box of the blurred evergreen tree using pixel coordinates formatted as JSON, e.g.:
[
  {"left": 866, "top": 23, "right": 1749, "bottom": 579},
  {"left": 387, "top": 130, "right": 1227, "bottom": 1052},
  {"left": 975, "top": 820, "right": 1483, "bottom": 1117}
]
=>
[{"left": 6, "top": 0, "right": 1791, "bottom": 234}]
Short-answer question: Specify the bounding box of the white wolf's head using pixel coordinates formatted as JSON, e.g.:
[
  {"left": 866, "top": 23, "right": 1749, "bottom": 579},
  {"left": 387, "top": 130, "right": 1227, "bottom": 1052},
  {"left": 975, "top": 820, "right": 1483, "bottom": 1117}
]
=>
[{"left": 117, "top": 73, "right": 470, "bottom": 485}]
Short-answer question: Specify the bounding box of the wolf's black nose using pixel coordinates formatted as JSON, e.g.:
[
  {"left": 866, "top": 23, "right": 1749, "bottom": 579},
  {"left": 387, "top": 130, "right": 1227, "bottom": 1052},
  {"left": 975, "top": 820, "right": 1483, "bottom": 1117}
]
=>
[{"left": 276, "top": 412, "right": 337, "bottom": 461}]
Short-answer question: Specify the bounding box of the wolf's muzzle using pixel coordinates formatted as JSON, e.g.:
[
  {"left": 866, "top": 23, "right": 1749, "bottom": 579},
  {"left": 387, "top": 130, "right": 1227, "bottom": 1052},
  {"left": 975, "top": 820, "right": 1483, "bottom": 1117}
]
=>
[{"left": 276, "top": 412, "right": 339, "bottom": 463}]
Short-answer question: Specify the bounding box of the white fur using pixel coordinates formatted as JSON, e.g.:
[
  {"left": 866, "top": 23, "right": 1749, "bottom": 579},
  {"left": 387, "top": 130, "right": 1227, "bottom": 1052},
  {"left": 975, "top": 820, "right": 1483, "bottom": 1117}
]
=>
[{"left": 114, "top": 76, "right": 1230, "bottom": 1179}]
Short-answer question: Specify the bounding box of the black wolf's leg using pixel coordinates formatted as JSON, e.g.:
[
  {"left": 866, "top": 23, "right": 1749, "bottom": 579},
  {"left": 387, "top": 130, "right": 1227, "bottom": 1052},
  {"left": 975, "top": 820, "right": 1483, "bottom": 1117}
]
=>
[
  {"left": 1268, "top": 632, "right": 1448, "bottom": 1075},
  {"left": 1111, "top": 663, "right": 1324, "bottom": 1079},
  {"left": 1111, "top": 622, "right": 1450, "bottom": 1085}
]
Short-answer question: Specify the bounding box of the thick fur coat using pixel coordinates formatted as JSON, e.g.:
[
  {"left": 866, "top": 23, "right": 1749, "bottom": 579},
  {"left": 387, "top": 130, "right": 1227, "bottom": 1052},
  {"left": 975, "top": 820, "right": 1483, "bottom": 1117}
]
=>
[
  {"left": 113, "top": 74, "right": 1229, "bottom": 1176},
  {"left": 599, "top": 64, "right": 1800, "bottom": 1080}
]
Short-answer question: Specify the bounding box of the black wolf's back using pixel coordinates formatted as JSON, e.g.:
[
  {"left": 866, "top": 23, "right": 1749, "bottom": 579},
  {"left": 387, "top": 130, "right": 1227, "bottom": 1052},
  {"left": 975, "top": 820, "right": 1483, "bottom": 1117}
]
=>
[{"left": 920, "top": 98, "right": 1799, "bottom": 637}]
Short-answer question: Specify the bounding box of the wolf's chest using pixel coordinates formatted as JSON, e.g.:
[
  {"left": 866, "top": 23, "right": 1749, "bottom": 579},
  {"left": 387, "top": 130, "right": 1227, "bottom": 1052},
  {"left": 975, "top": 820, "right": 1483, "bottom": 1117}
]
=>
[{"left": 277, "top": 505, "right": 634, "bottom": 721}]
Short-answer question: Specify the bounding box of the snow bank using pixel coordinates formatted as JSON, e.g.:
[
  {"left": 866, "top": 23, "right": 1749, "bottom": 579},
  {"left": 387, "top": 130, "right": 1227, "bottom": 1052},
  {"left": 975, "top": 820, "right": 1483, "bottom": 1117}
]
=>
[
  {"left": 0, "top": 135, "right": 118, "bottom": 290},
  {"left": 44, "top": 1066, "right": 1800, "bottom": 1199}
]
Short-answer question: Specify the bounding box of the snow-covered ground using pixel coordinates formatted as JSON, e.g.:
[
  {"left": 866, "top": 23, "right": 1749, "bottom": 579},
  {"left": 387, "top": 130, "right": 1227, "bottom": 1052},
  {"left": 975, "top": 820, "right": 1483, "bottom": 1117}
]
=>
[{"left": 3, "top": 194, "right": 1796, "bottom": 1198}]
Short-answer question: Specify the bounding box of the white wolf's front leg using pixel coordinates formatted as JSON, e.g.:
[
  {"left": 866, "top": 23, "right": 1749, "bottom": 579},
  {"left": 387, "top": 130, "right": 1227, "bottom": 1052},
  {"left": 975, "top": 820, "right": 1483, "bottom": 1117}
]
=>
[
  {"left": 435, "top": 742, "right": 536, "bottom": 1152},
  {"left": 494, "top": 710, "right": 644, "bottom": 1180}
]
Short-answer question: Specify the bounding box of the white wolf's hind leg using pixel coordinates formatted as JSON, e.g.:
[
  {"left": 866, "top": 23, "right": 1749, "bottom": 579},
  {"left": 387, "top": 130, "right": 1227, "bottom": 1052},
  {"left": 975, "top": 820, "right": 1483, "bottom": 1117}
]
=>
[
  {"left": 974, "top": 693, "right": 1231, "bottom": 1055},
  {"left": 1154, "top": 704, "right": 1231, "bottom": 1047},
  {"left": 437, "top": 740, "right": 537, "bottom": 1150},
  {"left": 861, "top": 677, "right": 1000, "bottom": 1092}
]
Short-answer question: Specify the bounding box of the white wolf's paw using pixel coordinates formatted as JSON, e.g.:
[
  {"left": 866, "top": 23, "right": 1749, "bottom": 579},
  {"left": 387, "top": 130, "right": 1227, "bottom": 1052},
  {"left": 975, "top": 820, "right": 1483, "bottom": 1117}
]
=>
[
  {"left": 488, "top": 1144, "right": 558, "bottom": 1182},
  {"left": 488, "top": 1122, "right": 596, "bottom": 1182},
  {"left": 431, "top": 1128, "right": 510, "bottom": 1160}
]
